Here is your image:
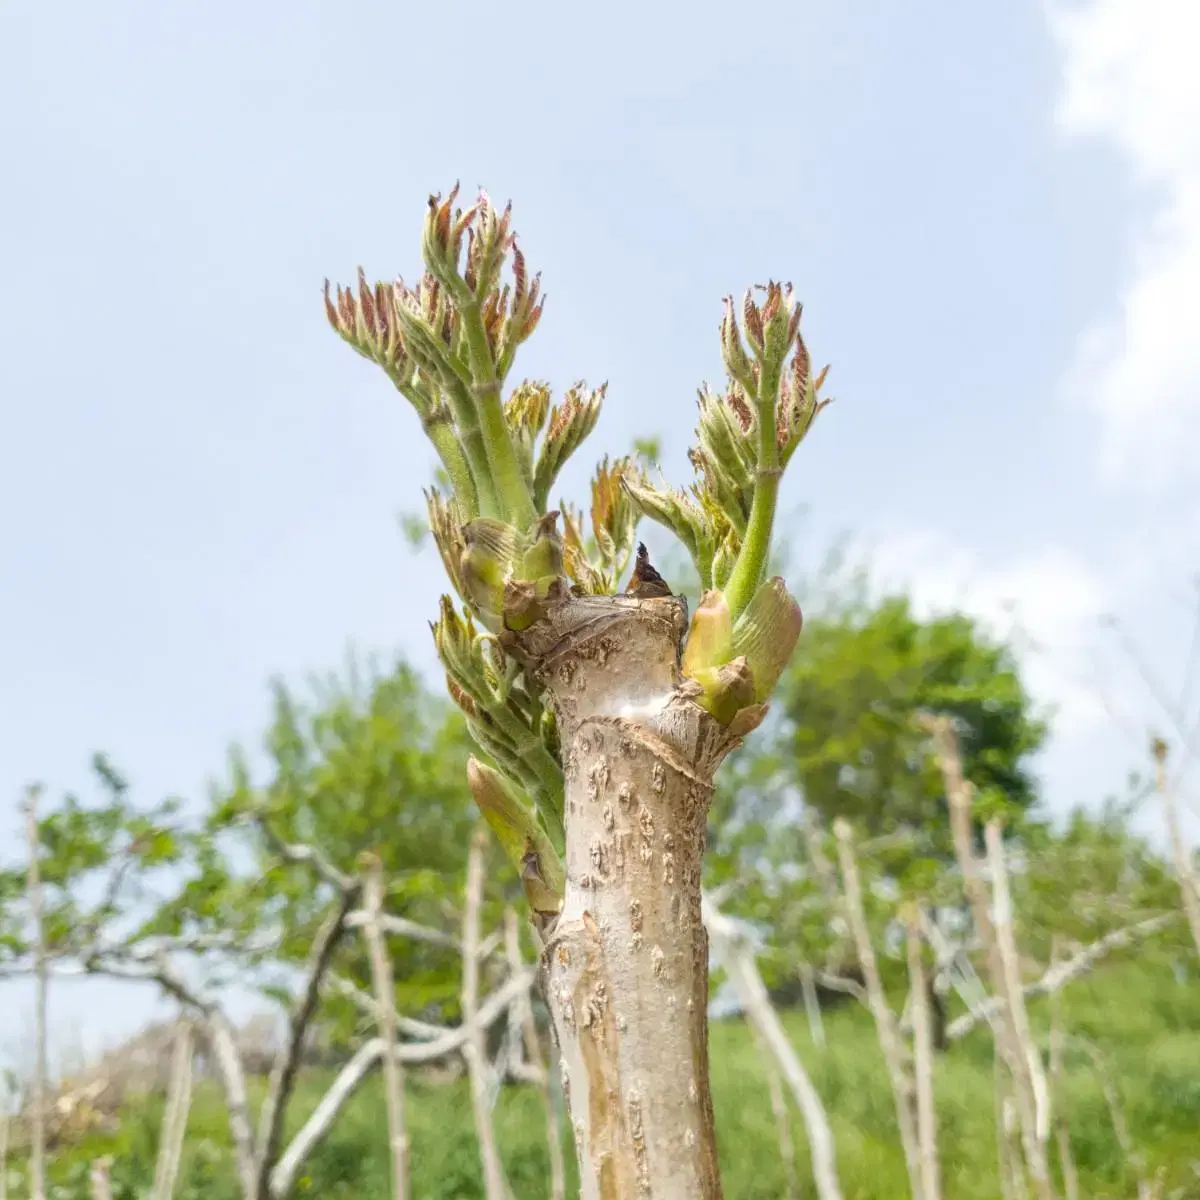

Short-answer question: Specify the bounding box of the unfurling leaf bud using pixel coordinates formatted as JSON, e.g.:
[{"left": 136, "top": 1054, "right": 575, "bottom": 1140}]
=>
[
  {"left": 731, "top": 576, "right": 803, "bottom": 702},
  {"left": 460, "top": 518, "right": 519, "bottom": 630},
  {"left": 518, "top": 511, "right": 564, "bottom": 589},
  {"left": 421, "top": 184, "right": 476, "bottom": 298},
  {"left": 425, "top": 489, "right": 467, "bottom": 597},
  {"left": 532, "top": 383, "right": 604, "bottom": 510},
  {"left": 681, "top": 590, "right": 734, "bottom": 678},
  {"left": 467, "top": 757, "right": 564, "bottom": 915},
  {"left": 621, "top": 467, "right": 711, "bottom": 577},
  {"left": 683, "top": 656, "right": 756, "bottom": 725},
  {"left": 712, "top": 533, "right": 738, "bottom": 591},
  {"left": 720, "top": 297, "right": 757, "bottom": 395},
  {"left": 589, "top": 456, "right": 637, "bottom": 572},
  {"left": 760, "top": 281, "right": 800, "bottom": 385},
  {"left": 742, "top": 290, "right": 765, "bottom": 354},
  {"left": 560, "top": 504, "right": 608, "bottom": 595},
  {"left": 779, "top": 352, "right": 833, "bottom": 467}
]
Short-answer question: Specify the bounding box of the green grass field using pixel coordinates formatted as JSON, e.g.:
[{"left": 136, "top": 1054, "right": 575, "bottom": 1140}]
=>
[{"left": 26, "top": 960, "right": 1200, "bottom": 1199}]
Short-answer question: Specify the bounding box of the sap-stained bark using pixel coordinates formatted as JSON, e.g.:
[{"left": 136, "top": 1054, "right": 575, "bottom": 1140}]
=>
[{"left": 507, "top": 593, "right": 745, "bottom": 1200}]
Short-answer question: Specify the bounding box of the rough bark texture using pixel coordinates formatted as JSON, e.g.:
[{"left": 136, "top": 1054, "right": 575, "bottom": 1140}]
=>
[{"left": 509, "top": 594, "right": 743, "bottom": 1200}]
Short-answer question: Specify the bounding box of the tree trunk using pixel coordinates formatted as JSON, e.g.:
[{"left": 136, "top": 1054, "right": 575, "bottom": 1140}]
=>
[
  {"left": 702, "top": 897, "right": 843, "bottom": 1200},
  {"left": 510, "top": 594, "right": 743, "bottom": 1200}
]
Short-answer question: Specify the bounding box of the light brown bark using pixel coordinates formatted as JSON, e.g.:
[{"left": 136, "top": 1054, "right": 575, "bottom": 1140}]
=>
[
  {"left": 463, "top": 827, "right": 512, "bottom": 1200},
  {"left": 984, "top": 821, "right": 1051, "bottom": 1150},
  {"left": 505, "top": 908, "right": 566, "bottom": 1200},
  {"left": 151, "top": 1021, "right": 194, "bottom": 1200},
  {"left": 922, "top": 717, "right": 1056, "bottom": 1200},
  {"left": 905, "top": 912, "right": 941, "bottom": 1200},
  {"left": 702, "top": 896, "right": 843, "bottom": 1200},
  {"left": 833, "top": 821, "right": 923, "bottom": 1200},
  {"left": 508, "top": 594, "right": 743, "bottom": 1199},
  {"left": 1047, "top": 941, "right": 1079, "bottom": 1200},
  {"left": 362, "top": 855, "right": 411, "bottom": 1200}
]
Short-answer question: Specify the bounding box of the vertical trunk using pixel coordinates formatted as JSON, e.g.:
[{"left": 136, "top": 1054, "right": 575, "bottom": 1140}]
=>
[
  {"left": 926, "top": 720, "right": 1055, "bottom": 1200},
  {"left": 1047, "top": 940, "right": 1079, "bottom": 1200},
  {"left": 24, "top": 786, "right": 47, "bottom": 1200},
  {"left": 833, "top": 821, "right": 923, "bottom": 1200},
  {"left": 505, "top": 909, "right": 566, "bottom": 1200},
  {"left": 362, "top": 856, "right": 411, "bottom": 1200},
  {"left": 151, "top": 1021, "right": 194, "bottom": 1200},
  {"left": 905, "top": 914, "right": 941, "bottom": 1200},
  {"left": 703, "top": 897, "right": 843, "bottom": 1200},
  {"left": 463, "top": 827, "right": 512, "bottom": 1200},
  {"left": 984, "top": 822, "right": 1051, "bottom": 1152},
  {"left": 510, "top": 595, "right": 741, "bottom": 1200},
  {"left": 752, "top": 1030, "right": 797, "bottom": 1200}
]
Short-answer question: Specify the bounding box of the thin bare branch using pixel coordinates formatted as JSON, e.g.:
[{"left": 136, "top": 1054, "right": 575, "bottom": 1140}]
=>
[
  {"left": 505, "top": 908, "right": 564, "bottom": 1200},
  {"left": 254, "top": 886, "right": 358, "bottom": 1196},
  {"left": 945, "top": 913, "right": 1179, "bottom": 1041},
  {"left": 753, "top": 1022, "right": 798, "bottom": 1200},
  {"left": 920, "top": 715, "right": 1056, "bottom": 1200},
  {"left": 798, "top": 960, "right": 826, "bottom": 1049},
  {"left": 255, "top": 813, "right": 354, "bottom": 892},
  {"left": 985, "top": 820, "right": 1051, "bottom": 1150},
  {"left": 812, "top": 969, "right": 867, "bottom": 1006},
  {"left": 151, "top": 1021, "right": 195, "bottom": 1200},
  {"left": 462, "top": 828, "right": 511, "bottom": 1200},
  {"left": 906, "top": 910, "right": 941, "bottom": 1200},
  {"left": 362, "top": 854, "right": 410, "bottom": 1200},
  {"left": 326, "top": 973, "right": 447, "bottom": 1041},
  {"left": 833, "top": 820, "right": 922, "bottom": 1199},
  {"left": 1047, "top": 939, "right": 1079, "bottom": 1200},
  {"left": 1074, "top": 1036, "right": 1152, "bottom": 1197},
  {"left": 703, "top": 894, "right": 843, "bottom": 1200},
  {"left": 268, "top": 1038, "right": 379, "bottom": 1199},
  {"left": 268, "top": 968, "right": 534, "bottom": 1198},
  {"left": 346, "top": 909, "right": 460, "bottom": 950}
]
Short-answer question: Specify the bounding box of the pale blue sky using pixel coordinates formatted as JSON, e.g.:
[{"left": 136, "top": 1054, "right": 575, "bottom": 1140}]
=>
[{"left": 2, "top": 0, "right": 1197, "bottom": 1059}]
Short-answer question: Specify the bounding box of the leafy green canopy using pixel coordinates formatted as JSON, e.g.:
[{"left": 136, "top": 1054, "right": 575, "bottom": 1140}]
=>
[
  {"left": 779, "top": 594, "right": 1047, "bottom": 837},
  {"left": 324, "top": 187, "right": 832, "bottom": 912}
]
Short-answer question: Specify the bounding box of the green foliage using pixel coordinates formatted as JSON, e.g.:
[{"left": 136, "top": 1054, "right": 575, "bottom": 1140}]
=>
[
  {"left": 208, "top": 658, "right": 518, "bottom": 1023},
  {"left": 773, "top": 592, "right": 1046, "bottom": 839},
  {"left": 28, "top": 961, "right": 1200, "bottom": 1199}
]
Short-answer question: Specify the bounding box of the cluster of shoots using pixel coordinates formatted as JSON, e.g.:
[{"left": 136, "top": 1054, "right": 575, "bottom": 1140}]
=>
[{"left": 325, "top": 186, "right": 831, "bottom": 915}]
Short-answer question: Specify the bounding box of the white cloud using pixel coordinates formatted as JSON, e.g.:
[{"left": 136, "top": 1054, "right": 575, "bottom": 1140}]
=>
[
  {"left": 857, "top": 530, "right": 1111, "bottom": 740},
  {"left": 1048, "top": 0, "right": 1200, "bottom": 484}
]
